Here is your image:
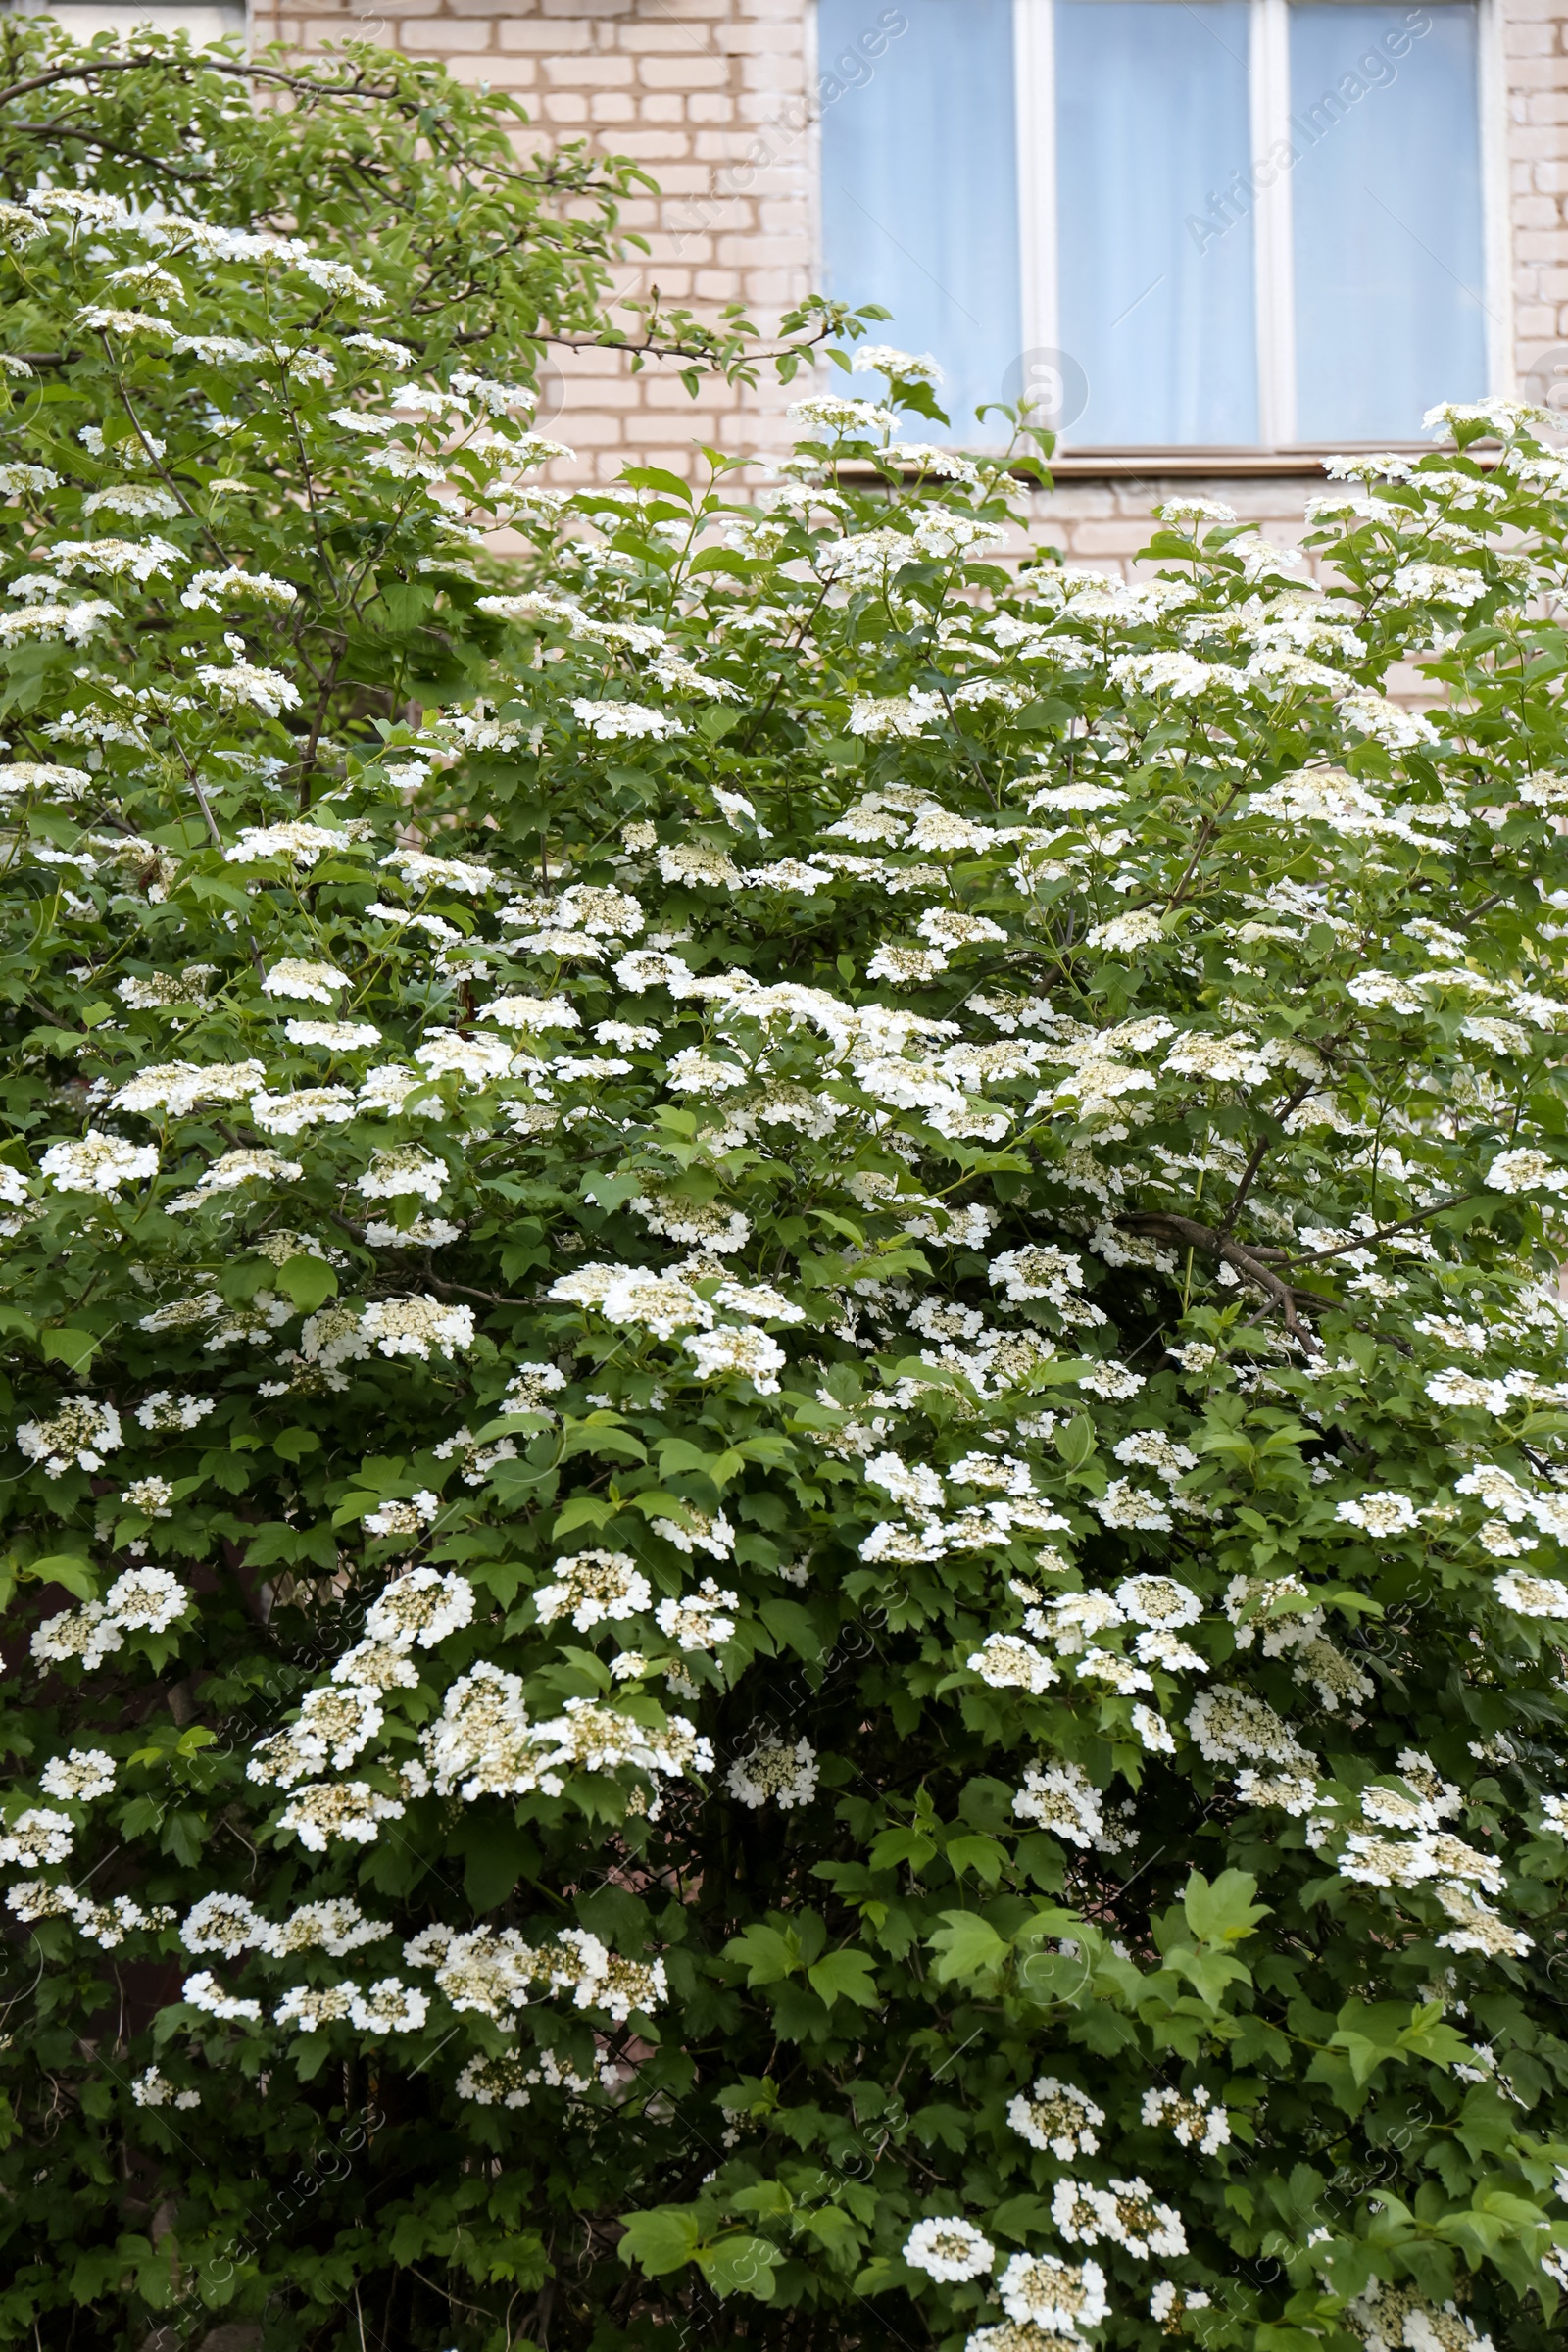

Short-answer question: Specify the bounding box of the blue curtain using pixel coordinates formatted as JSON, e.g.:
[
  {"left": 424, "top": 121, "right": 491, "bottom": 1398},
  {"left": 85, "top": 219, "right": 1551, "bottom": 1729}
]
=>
[
  {"left": 1290, "top": 4, "right": 1486, "bottom": 440},
  {"left": 817, "top": 0, "right": 1022, "bottom": 437},
  {"left": 1054, "top": 1, "right": 1259, "bottom": 445}
]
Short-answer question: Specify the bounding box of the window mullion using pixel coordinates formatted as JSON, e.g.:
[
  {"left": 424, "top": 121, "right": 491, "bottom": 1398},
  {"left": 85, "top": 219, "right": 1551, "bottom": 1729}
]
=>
[
  {"left": 1250, "top": 0, "right": 1297, "bottom": 447},
  {"left": 1014, "top": 0, "right": 1058, "bottom": 378}
]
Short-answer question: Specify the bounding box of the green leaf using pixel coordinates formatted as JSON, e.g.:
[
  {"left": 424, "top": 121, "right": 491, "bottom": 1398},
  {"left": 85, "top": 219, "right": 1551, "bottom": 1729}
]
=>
[
  {"left": 616, "top": 2206, "right": 703, "bottom": 2277},
  {"left": 927, "top": 1910, "right": 1010, "bottom": 1988},
  {"left": 943, "top": 1833, "right": 1008, "bottom": 1886},
  {"left": 39, "top": 1327, "right": 100, "bottom": 1375},
  {"left": 806, "top": 1948, "right": 880, "bottom": 2010},
  {"left": 558, "top": 1418, "right": 648, "bottom": 1466},
  {"left": 274, "top": 1255, "right": 336, "bottom": 1311},
  {"left": 24, "top": 1552, "right": 97, "bottom": 1600},
  {"left": 1054, "top": 1414, "right": 1098, "bottom": 1469},
  {"left": 1183, "top": 1868, "right": 1271, "bottom": 1947},
  {"left": 724, "top": 1923, "right": 803, "bottom": 1986},
  {"left": 867, "top": 1824, "right": 938, "bottom": 1872},
  {"left": 694, "top": 2233, "right": 782, "bottom": 2301},
  {"left": 620, "top": 466, "right": 693, "bottom": 504}
]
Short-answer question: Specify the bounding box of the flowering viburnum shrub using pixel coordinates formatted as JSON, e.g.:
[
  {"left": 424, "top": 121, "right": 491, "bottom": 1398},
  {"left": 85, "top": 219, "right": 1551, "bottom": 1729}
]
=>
[{"left": 6, "top": 182, "right": 1568, "bottom": 2352}]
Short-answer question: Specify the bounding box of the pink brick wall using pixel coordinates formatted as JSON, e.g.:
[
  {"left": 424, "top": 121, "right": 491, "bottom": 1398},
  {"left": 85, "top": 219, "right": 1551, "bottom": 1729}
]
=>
[{"left": 263, "top": 0, "right": 1567, "bottom": 572}]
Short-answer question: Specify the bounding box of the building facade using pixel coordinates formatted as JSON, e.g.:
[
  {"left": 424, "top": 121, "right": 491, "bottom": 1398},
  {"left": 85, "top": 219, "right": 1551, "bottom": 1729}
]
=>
[{"left": 22, "top": 0, "right": 1568, "bottom": 569}]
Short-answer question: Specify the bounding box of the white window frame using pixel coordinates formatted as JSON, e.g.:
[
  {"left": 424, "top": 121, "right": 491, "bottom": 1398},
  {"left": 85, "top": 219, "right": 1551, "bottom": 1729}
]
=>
[{"left": 1012, "top": 0, "right": 1507, "bottom": 448}]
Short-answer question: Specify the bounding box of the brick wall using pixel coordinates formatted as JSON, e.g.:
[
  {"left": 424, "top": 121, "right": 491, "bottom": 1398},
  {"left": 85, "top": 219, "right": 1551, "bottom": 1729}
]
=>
[
  {"left": 1507, "top": 0, "right": 1568, "bottom": 405},
  {"left": 255, "top": 0, "right": 1568, "bottom": 576},
  {"left": 263, "top": 0, "right": 817, "bottom": 480}
]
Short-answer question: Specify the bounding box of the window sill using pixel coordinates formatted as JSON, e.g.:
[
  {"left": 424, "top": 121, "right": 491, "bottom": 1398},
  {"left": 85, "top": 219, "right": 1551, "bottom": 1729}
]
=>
[
  {"left": 1042, "top": 444, "right": 1446, "bottom": 480},
  {"left": 830, "top": 442, "right": 1494, "bottom": 487}
]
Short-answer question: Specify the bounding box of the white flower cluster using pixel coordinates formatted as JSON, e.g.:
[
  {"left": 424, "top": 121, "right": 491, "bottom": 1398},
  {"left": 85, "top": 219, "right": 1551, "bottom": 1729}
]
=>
[
  {"left": 31, "top": 1567, "right": 191, "bottom": 1667},
  {"left": 423, "top": 1665, "right": 710, "bottom": 1807}
]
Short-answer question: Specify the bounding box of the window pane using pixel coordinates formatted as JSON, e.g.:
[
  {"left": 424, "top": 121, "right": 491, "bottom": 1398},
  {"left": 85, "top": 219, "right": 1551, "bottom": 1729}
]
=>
[
  {"left": 1291, "top": 3, "right": 1486, "bottom": 441},
  {"left": 818, "top": 0, "right": 1021, "bottom": 437},
  {"left": 1054, "top": 2, "right": 1258, "bottom": 445}
]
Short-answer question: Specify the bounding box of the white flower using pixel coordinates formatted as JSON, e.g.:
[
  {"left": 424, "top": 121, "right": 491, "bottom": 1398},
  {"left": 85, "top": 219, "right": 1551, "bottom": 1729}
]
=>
[
  {"left": 1187, "top": 1687, "right": 1311, "bottom": 1769},
  {"left": 414, "top": 1031, "right": 516, "bottom": 1086},
  {"left": 787, "top": 393, "right": 898, "bottom": 437},
  {"left": 132, "top": 2067, "right": 200, "bottom": 2109},
  {"left": 380, "top": 846, "right": 498, "bottom": 897},
  {"left": 536, "top": 1551, "right": 652, "bottom": 1631},
  {"left": 181, "top": 1892, "right": 263, "bottom": 1955},
  {"left": 365, "top": 1566, "right": 475, "bottom": 1650},
  {"left": 852, "top": 343, "right": 944, "bottom": 384},
  {"left": 1433, "top": 1881, "right": 1533, "bottom": 1959},
  {"left": 1079, "top": 1360, "right": 1147, "bottom": 1399},
  {"left": 177, "top": 1151, "right": 302, "bottom": 1199},
  {"left": 18, "top": 1396, "right": 122, "bottom": 1476},
  {"left": 998, "top": 2251, "right": 1108, "bottom": 2331},
  {"left": 1006, "top": 2076, "right": 1103, "bottom": 2158},
  {"left": 181, "top": 1971, "right": 263, "bottom": 2023},
  {"left": 104, "top": 1566, "right": 190, "bottom": 1633},
  {"left": 356, "top": 1149, "right": 448, "bottom": 1203},
  {"left": 1426, "top": 1369, "right": 1514, "bottom": 1414},
  {"left": 261, "top": 958, "right": 348, "bottom": 1004},
  {"left": 1142, "top": 2082, "right": 1232, "bottom": 2153},
  {"left": 110, "top": 1060, "right": 266, "bottom": 1118},
  {"left": 683, "top": 1328, "right": 787, "bottom": 1394},
  {"left": 1164, "top": 1030, "right": 1273, "bottom": 1085},
  {"left": 1486, "top": 1148, "right": 1568, "bottom": 1195},
  {"left": 1012, "top": 1760, "right": 1104, "bottom": 1847},
  {"left": 1494, "top": 1569, "right": 1568, "bottom": 1619},
  {"left": 1095, "top": 1480, "right": 1173, "bottom": 1532},
  {"left": 903, "top": 2216, "right": 995, "bottom": 2282},
  {"left": 122, "top": 1476, "right": 174, "bottom": 1518},
  {"left": 348, "top": 1977, "right": 428, "bottom": 2033},
  {"left": 286, "top": 1020, "right": 381, "bottom": 1051},
  {"left": 989, "top": 1244, "right": 1087, "bottom": 1305},
  {"left": 40, "top": 1131, "right": 156, "bottom": 1198},
  {"left": 255, "top": 1898, "right": 390, "bottom": 1958},
  {"left": 29, "top": 1602, "right": 123, "bottom": 1670},
  {"left": 1115, "top": 1575, "right": 1201, "bottom": 1629},
  {"left": 651, "top": 1505, "right": 735, "bottom": 1560},
  {"left": 1052, "top": 2175, "right": 1187, "bottom": 2257},
  {"left": 38, "top": 1747, "right": 117, "bottom": 1801},
  {"left": 250, "top": 1087, "right": 357, "bottom": 1136},
  {"left": 274, "top": 1985, "right": 355, "bottom": 2032},
  {"left": 573, "top": 699, "right": 685, "bottom": 742},
  {"left": 363, "top": 1494, "right": 440, "bottom": 1543},
  {"left": 726, "top": 1737, "right": 818, "bottom": 1810},
  {"left": 183, "top": 570, "right": 297, "bottom": 614},
  {"left": 656, "top": 1581, "right": 739, "bottom": 1651},
  {"left": 1336, "top": 1491, "right": 1419, "bottom": 1536},
  {"left": 481, "top": 994, "right": 581, "bottom": 1035},
  {"left": 196, "top": 660, "right": 302, "bottom": 718},
  {"left": 967, "top": 1634, "right": 1059, "bottom": 1692},
  {"left": 359, "top": 1295, "right": 475, "bottom": 1360},
  {"left": 0, "top": 1809, "right": 74, "bottom": 1867},
  {"left": 1109, "top": 649, "right": 1216, "bottom": 699},
  {"left": 276, "top": 1781, "right": 407, "bottom": 1853},
  {"left": 365, "top": 1216, "right": 463, "bottom": 1250}
]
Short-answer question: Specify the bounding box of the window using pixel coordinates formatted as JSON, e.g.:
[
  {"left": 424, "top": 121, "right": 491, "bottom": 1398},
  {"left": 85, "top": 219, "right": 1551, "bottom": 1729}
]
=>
[
  {"left": 817, "top": 0, "right": 1493, "bottom": 447},
  {"left": 8, "top": 2, "right": 246, "bottom": 45}
]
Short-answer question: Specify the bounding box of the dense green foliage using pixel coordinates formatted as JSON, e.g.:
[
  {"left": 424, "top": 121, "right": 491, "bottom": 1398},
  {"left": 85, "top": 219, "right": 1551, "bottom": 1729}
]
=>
[
  {"left": 0, "top": 15, "right": 837, "bottom": 399},
  {"left": 3, "top": 122, "right": 1568, "bottom": 2352}
]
